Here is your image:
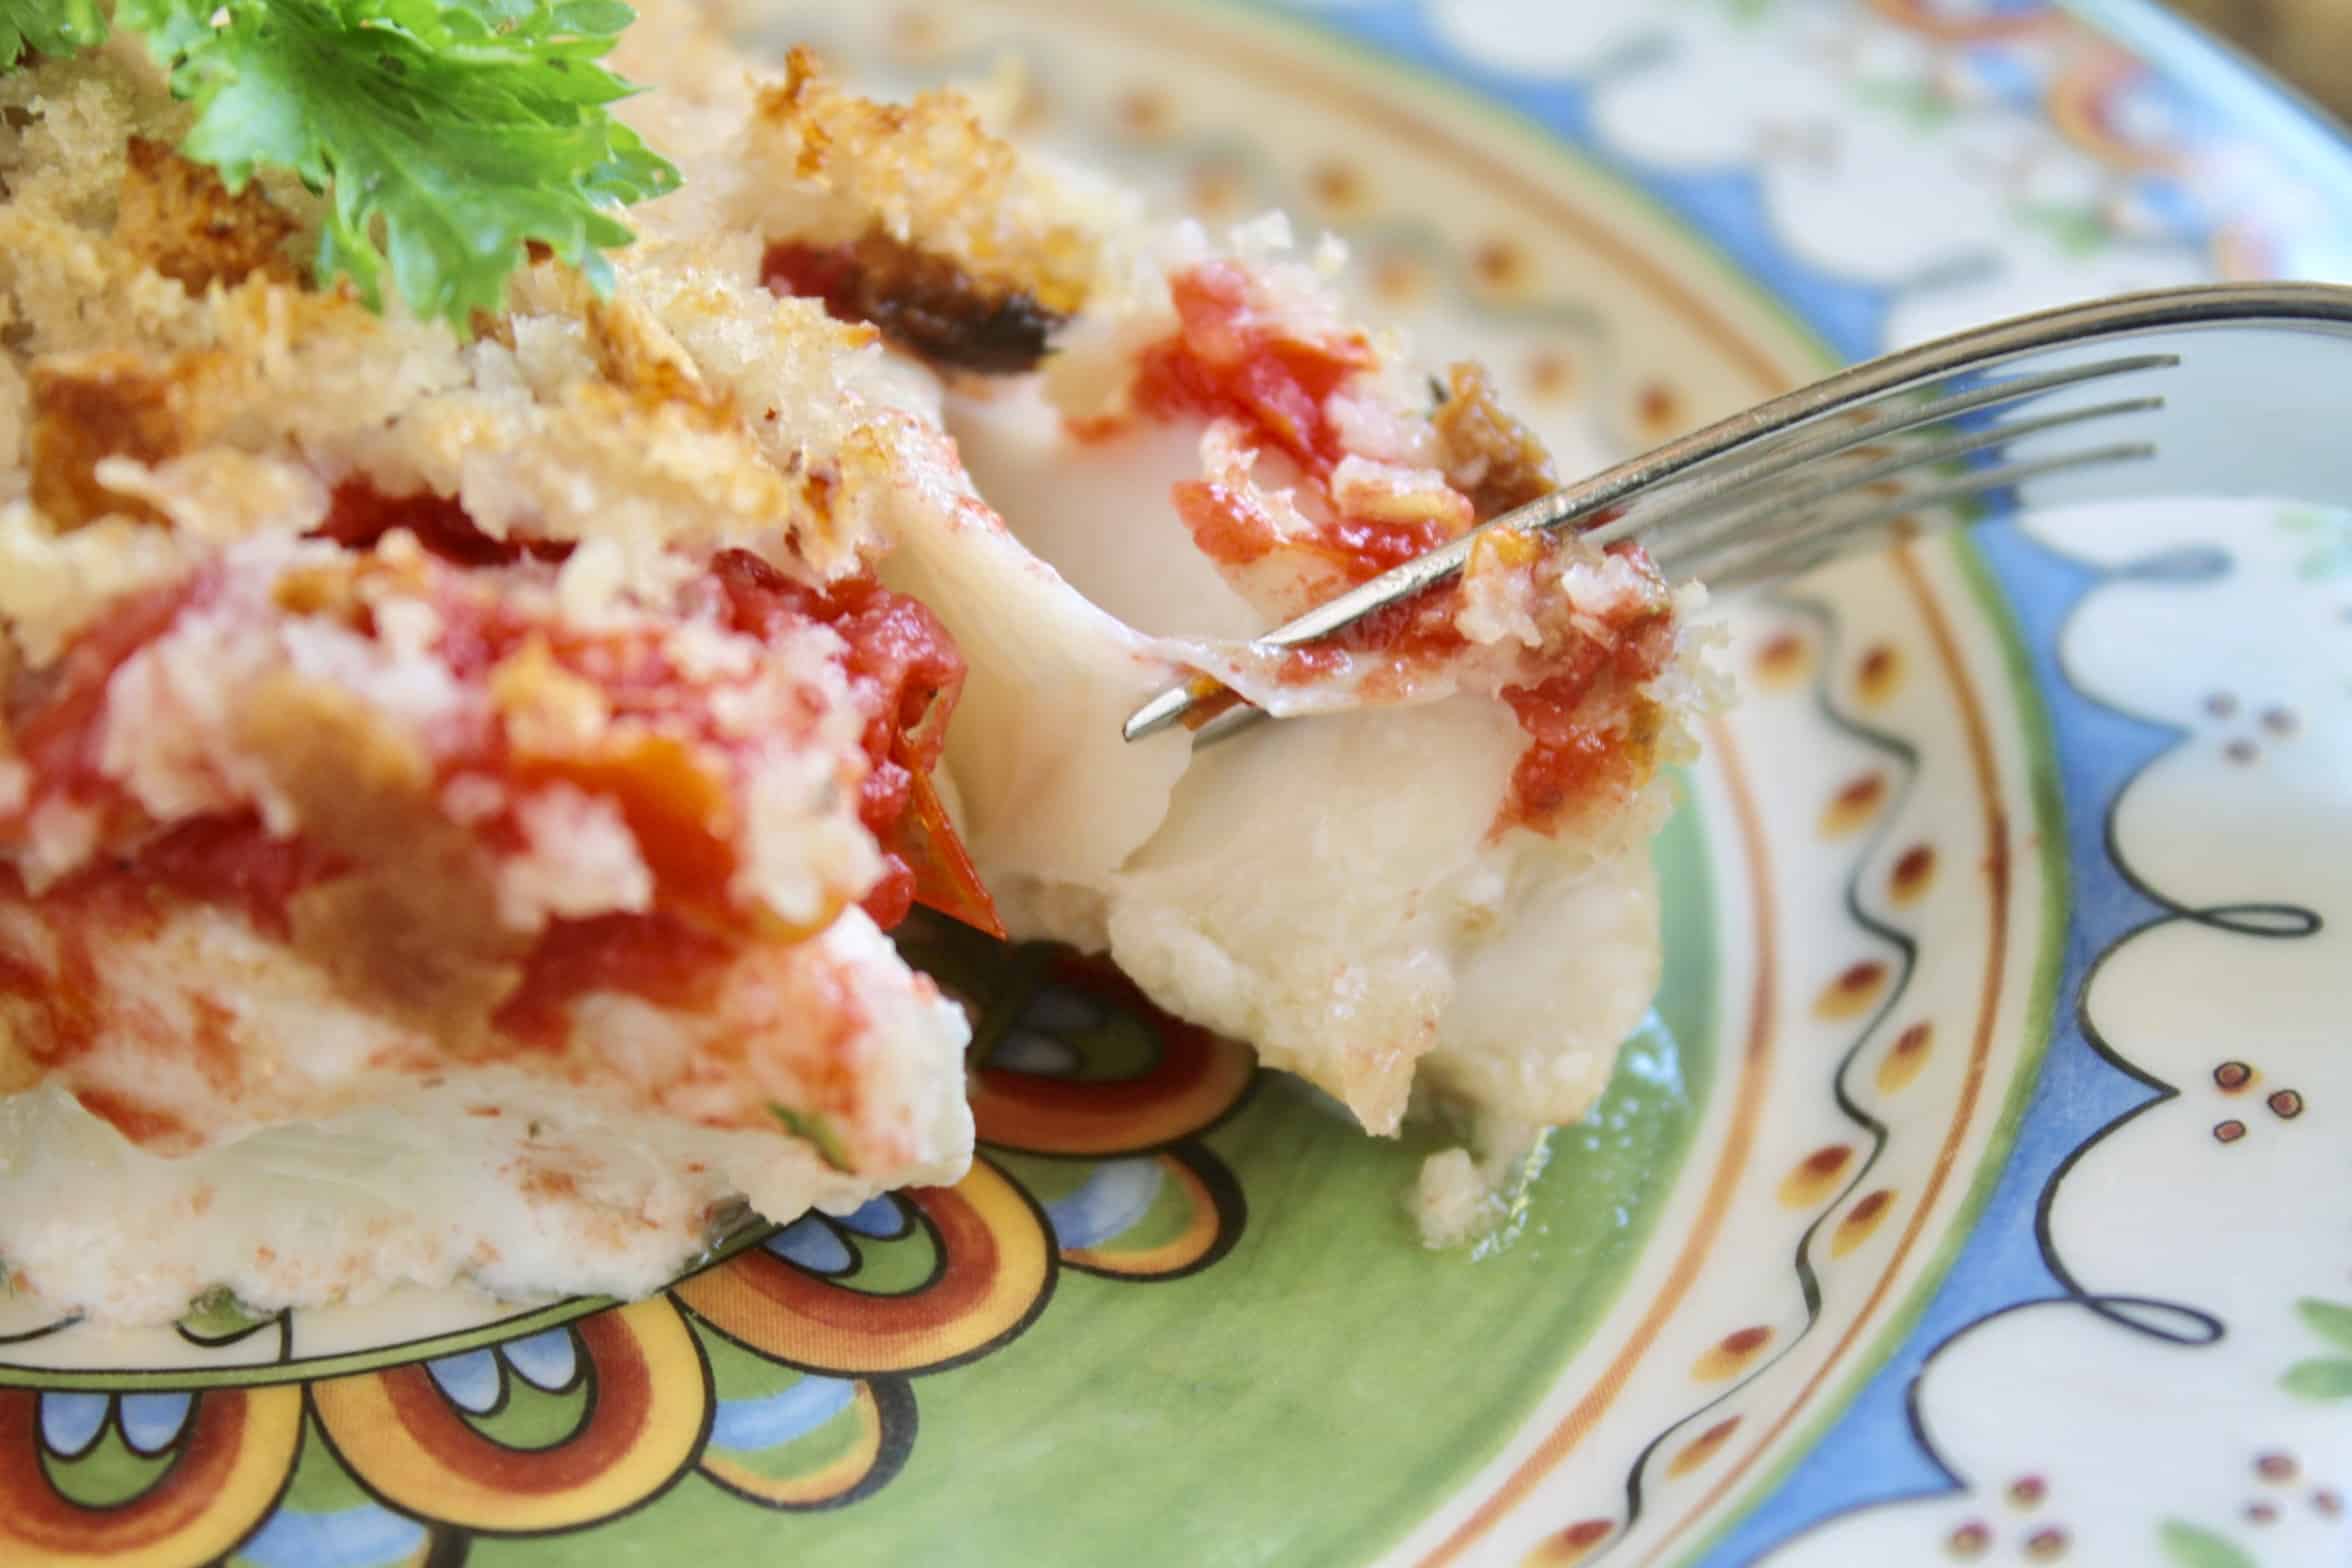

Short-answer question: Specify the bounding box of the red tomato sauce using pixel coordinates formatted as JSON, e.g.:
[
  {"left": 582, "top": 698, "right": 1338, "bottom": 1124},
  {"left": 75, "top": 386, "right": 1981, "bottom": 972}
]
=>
[
  {"left": 1132, "top": 263, "right": 1369, "bottom": 481},
  {"left": 312, "top": 482, "right": 572, "bottom": 568},
  {"left": 1116, "top": 266, "right": 1681, "bottom": 834},
  {"left": 7, "top": 573, "right": 208, "bottom": 823},
  {"left": 705, "top": 550, "right": 966, "bottom": 931},
  {"left": 761, "top": 242, "right": 867, "bottom": 328},
  {"left": 1128, "top": 263, "right": 1452, "bottom": 587},
  {"left": 0, "top": 497, "right": 986, "bottom": 1073},
  {"left": 1495, "top": 595, "right": 1675, "bottom": 837},
  {"left": 493, "top": 911, "right": 734, "bottom": 1051}
]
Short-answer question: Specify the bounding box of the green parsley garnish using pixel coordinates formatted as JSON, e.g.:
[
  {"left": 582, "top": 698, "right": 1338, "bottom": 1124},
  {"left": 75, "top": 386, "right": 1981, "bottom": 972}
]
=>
[
  {"left": 4, "top": 0, "right": 679, "bottom": 327},
  {"left": 767, "top": 1102, "right": 852, "bottom": 1173},
  {"left": 1, "top": 0, "right": 104, "bottom": 66}
]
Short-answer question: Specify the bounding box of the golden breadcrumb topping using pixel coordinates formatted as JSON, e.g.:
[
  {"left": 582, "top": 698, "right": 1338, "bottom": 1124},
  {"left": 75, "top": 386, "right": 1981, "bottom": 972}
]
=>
[
  {"left": 0, "top": 30, "right": 941, "bottom": 664},
  {"left": 114, "top": 135, "right": 301, "bottom": 296},
  {"left": 746, "top": 46, "right": 1101, "bottom": 317}
]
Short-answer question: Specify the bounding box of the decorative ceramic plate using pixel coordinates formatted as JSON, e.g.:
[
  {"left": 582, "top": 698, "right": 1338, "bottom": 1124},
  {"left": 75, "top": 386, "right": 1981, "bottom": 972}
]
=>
[{"left": 8, "top": 2, "right": 2351, "bottom": 1564}]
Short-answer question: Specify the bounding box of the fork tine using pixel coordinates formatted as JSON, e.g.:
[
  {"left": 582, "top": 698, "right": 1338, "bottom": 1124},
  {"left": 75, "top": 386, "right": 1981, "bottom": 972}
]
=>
[
  {"left": 1188, "top": 436, "right": 2161, "bottom": 751},
  {"left": 1645, "top": 394, "right": 2164, "bottom": 574},
  {"left": 1119, "top": 281, "right": 2352, "bottom": 747},
  {"left": 1183, "top": 358, "right": 2179, "bottom": 655},
  {"left": 1681, "top": 440, "right": 2158, "bottom": 589},
  {"left": 1122, "top": 354, "right": 2181, "bottom": 742},
  {"left": 1123, "top": 680, "right": 1214, "bottom": 744},
  {"left": 1586, "top": 351, "right": 2180, "bottom": 545}
]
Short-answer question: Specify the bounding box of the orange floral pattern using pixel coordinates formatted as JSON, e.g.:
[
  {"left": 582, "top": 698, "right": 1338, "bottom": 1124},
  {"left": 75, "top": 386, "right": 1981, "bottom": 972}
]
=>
[{"left": 2, "top": 927, "right": 1257, "bottom": 1562}]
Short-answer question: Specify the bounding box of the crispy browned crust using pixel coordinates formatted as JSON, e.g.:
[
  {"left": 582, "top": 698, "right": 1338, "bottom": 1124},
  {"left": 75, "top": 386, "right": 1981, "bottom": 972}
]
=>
[
  {"left": 1431, "top": 360, "right": 1559, "bottom": 521},
  {"left": 753, "top": 47, "right": 1098, "bottom": 319},
  {"left": 582, "top": 291, "right": 734, "bottom": 421},
  {"left": 116, "top": 136, "right": 300, "bottom": 295},
  {"left": 1, "top": 39, "right": 909, "bottom": 610},
  {"left": 26, "top": 350, "right": 214, "bottom": 526}
]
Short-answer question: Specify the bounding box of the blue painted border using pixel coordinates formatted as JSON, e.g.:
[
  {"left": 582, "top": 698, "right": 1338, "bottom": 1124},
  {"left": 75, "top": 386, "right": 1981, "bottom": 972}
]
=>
[
  {"left": 1230, "top": 1, "right": 2352, "bottom": 1562},
  {"left": 1695, "top": 7, "right": 2352, "bottom": 1558},
  {"left": 1697, "top": 518, "right": 2202, "bottom": 1566}
]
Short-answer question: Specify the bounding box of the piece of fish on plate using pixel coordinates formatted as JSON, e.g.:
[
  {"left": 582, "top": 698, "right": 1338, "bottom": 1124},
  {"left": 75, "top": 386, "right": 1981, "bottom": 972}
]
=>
[
  {"left": 711, "top": 22, "right": 1717, "bottom": 1230},
  {"left": 0, "top": 0, "right": 1715, "bottom": 1328},
  {"left": 0, "top": 31, "right": 988, "bottom": 1324}
]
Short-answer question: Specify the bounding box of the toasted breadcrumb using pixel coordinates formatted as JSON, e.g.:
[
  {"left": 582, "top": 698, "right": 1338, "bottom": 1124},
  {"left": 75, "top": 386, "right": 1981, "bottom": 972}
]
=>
[
  {"left": 0, "top": 30, "right": 938, "bottom": 655},
  {"left": 747, "top": 46, "right": 1101, "bottom": 316},
  {"left": 115, "top": 135, "right": 300, "bottom": 295},
  {"left": 26, "top": 350, "right": 202, "bottom": 525},
  {"left": 0, "top": 19, "right": 993, "bottom": 1324}
]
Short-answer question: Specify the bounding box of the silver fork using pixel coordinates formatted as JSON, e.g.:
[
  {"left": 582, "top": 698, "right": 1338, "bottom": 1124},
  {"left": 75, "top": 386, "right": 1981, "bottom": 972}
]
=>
[{"left": 1124, "top": 281, "right": 2352, "bottom": 747}]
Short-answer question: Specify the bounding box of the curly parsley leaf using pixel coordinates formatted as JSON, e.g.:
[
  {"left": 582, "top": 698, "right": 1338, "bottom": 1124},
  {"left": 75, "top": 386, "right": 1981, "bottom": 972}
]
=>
[
  {"left": 0, "top": 0, "right": 110, "bottom": 67},
  {"left": 100, "top": 0, "right": 680, "bottom": 327}
]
